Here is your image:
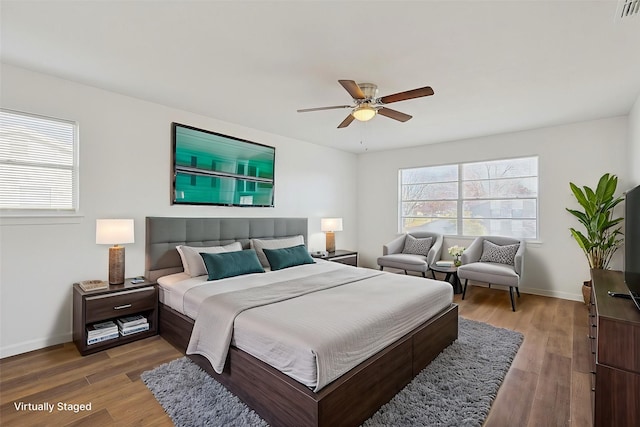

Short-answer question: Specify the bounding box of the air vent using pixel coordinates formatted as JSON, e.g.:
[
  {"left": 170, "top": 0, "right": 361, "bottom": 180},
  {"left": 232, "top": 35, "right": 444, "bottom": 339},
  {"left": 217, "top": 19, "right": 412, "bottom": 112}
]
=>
[{"left": 616, "top": 0, "right": 640, "bottom": 20}]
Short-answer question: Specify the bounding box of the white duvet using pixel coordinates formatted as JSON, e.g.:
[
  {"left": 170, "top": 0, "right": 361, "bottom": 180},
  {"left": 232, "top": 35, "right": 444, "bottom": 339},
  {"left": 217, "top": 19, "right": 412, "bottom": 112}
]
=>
[{"left": 159, "top": 260, "right": 453, "bottom": 391}]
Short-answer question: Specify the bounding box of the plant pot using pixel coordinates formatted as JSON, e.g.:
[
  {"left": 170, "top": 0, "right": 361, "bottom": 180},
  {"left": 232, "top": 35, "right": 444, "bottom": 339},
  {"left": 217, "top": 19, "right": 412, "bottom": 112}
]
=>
[{"left": 582, "top": 280, "right": 592, "bottom": 305}]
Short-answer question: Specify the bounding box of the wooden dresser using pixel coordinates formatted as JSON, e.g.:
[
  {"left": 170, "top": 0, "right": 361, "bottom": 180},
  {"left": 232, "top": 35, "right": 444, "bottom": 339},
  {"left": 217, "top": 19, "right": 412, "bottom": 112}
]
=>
[{"left": 589, "top": 269, "right": 640, "bottom": 427}]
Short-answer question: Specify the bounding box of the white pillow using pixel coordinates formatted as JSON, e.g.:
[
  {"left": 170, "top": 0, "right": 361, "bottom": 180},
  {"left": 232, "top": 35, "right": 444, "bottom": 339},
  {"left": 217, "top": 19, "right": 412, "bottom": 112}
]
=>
[
  {"left": 176, "top": 242, "right": 242, "bottom": 277},
  {"left": 250, "top": 235, "right": 305, "bottom": 268}
]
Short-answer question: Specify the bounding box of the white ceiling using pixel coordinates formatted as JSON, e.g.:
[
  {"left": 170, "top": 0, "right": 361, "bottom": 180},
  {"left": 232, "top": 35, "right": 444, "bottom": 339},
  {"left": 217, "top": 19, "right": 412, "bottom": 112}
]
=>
[{"left": 2, "top": 1, "right": 639, "bottom": 153}]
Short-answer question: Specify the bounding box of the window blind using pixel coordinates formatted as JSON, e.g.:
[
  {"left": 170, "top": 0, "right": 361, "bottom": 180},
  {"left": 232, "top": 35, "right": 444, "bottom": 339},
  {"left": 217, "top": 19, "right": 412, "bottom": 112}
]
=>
[{"left": 0, "top": 109, "right": 78, "bottom": 212}]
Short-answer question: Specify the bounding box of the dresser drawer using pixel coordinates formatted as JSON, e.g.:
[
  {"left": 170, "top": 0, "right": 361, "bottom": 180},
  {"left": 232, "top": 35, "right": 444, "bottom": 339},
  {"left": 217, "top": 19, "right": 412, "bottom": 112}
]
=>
[{"left": 85, "top": 286, "right": 156, "bottom": 323}]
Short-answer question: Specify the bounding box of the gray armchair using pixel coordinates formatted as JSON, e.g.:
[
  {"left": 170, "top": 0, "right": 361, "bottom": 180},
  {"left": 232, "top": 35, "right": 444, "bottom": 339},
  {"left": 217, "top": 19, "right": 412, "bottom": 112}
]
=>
[
  {"left": 377, "top": 232, "right": 443, "bottom": 277},
  {"left": 457, "top": 236, "right": 525, "bottom": 311}
]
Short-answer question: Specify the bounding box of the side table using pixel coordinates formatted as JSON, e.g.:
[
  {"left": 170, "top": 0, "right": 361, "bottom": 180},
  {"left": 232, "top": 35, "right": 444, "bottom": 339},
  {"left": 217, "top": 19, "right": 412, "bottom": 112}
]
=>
[
  {"left": 73, "top": 279, "right": 158, "bottom": 355},
  {"left": 312, "top": 250, "right": 358, "bottom": 266},
  {"left": 430, "top": 264, "right": 462, "bottom": 294}
]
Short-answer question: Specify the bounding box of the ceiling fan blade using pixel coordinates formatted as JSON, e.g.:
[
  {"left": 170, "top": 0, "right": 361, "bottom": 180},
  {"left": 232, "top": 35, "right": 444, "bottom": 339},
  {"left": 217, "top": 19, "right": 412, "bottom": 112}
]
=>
[
  {"left": 338, "top": 80, "right": 366, "bottom": 100},
  {"left": 378, "top": 107, "right": 412, "bottom": 122},
  {"left": 337, "top": 114, "right": 355, "bottom": 128},
  {"left": 297, "top": 105, "right": 352, "bottom": 113},
  {"left": 379, "top": 86, "right": 434, "bottom": 104}
]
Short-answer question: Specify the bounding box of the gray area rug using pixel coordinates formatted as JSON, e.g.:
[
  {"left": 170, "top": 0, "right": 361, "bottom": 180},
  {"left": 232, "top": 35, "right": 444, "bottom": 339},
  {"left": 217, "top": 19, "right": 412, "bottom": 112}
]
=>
[{"left": 141, "top": 318, "right": 523, "bottom": 427}]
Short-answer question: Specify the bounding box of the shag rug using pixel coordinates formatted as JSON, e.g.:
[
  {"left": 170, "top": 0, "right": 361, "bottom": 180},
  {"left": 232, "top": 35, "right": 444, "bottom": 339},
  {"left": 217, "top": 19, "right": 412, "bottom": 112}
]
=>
[{"left": 141, "top": 318, "right": 523, "bottom": 427}]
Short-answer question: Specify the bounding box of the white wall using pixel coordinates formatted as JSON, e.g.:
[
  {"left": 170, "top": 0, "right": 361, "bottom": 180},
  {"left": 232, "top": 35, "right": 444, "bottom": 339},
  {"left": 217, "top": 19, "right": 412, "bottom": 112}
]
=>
[
  {"left": 0, "top": 64, "right": 358, "bottom": 357},
  {"left": 628, "top": 93, "right": 640, "bottom": 187},
  {"left": 356, "top": 117, "right": 628, "bottom": 301}
]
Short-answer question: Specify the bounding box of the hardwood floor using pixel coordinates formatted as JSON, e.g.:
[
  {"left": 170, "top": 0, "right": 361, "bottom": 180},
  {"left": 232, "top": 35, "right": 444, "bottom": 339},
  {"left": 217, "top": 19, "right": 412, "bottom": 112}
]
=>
[{"left": 0, "top": 284, "right": 592, "bottom": 426}]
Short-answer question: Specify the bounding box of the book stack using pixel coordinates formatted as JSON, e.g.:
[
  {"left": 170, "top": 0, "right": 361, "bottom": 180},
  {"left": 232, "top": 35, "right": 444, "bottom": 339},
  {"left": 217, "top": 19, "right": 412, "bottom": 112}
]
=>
[
  {"left": 78, "top": 279, "right": 108, "bottom": 292},
  {"left": 87, "top": 321, "right": 119, "bottom": 345},
  {"left": 435, "top": 260, "right": 455, "bottom": 267},
  {"left": 117, "top": 314, "right": 149, "bottom": 336}
]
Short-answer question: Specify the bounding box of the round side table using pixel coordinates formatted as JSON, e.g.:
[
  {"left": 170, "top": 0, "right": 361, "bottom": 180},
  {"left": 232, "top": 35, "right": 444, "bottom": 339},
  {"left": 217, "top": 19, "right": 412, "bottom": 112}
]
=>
[{"left": 430, "top": 264, "right": 462, "bottom": 294}]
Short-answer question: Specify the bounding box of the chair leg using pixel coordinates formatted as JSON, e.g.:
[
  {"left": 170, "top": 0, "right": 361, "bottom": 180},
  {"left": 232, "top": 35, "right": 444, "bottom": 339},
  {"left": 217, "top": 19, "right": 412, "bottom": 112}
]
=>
[
  {"left": 379, "top": 266, "right": 384, "bottom": 271},
  {"left": 431, "top": 270, "right": 436, "bottom": 280},
  {"left": 421, "top": 271, "right": 426, "bottom": 278},
  {"left": 516, "top": 287, "right": 520, "bottom": 298},
  {"left": 488, "top": 284, "right": 491, "bottom": 289},
  {"left": 509, "top": 286, "right": 516, "bottom": 311},
  {"left": 404, "top": 270, "right": 408, "bottom": 275},
  {"left": 462, "top": 279, "right": 469, "bottom": 300}
]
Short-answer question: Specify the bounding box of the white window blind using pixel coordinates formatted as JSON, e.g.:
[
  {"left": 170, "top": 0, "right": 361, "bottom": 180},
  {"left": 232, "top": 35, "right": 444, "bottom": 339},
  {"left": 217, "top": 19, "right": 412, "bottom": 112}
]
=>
[
  {"left": 0, "top": 109, "right": 78, "bottom": 212},
  {"left": 400, "top": 156, "right": 538, "bottom": 239}
]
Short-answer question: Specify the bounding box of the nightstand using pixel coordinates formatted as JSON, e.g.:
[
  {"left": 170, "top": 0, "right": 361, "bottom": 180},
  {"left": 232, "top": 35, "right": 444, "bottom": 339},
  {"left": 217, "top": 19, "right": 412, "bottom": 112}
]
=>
[
  {"left": 326, "top": 250, "right": 358, "bottom": 266},
  {"left": 73, "top": 279, "right": 158, "bottom": 355}
]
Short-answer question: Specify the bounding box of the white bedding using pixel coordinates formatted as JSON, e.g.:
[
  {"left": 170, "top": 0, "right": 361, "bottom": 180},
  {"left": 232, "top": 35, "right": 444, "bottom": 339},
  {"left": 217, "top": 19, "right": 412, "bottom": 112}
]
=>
[{"left": 158, "top": 260, "right": 453, "bottom": 391}]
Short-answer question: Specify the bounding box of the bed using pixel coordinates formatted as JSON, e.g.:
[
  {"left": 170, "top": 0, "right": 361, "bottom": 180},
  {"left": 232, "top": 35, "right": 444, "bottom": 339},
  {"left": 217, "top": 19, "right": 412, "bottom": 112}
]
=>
[{"left": 145, "top": 217, "right": 458, "bottom": 427}]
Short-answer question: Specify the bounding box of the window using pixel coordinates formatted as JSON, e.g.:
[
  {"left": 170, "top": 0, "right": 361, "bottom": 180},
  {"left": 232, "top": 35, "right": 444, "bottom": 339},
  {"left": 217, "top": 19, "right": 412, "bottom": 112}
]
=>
[
  {"left": 400, "top": 156, "right": 538, "bottom": 238},
  {"left": 0, "top": 109, "right": 78, "bottom": 213}
]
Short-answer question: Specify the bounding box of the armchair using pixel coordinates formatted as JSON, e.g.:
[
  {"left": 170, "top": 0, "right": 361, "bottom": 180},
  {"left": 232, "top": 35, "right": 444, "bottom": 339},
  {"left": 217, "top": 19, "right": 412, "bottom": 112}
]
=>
[
  {"left": 376, "top": 232, "right": 443, "bottom": 277},
  {"left": 457, "top": 236, "right": 525, "bottom": 311}
]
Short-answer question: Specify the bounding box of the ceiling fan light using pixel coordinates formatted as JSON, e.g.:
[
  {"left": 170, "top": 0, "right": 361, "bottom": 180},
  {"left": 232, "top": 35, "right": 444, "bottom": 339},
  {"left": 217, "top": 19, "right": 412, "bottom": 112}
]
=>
[{"left": 352, "top": 105, "right": 376, "bottom": 122}]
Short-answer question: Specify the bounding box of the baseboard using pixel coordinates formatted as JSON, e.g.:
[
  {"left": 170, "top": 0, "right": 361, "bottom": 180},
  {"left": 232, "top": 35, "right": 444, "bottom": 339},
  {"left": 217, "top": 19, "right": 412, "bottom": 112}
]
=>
[
  {"left": 519, "top": 287, "right": 583, "bottom": 302},
  {"left": 465, "top": 282, "right": 584, "bottom": 302},
  {"left": 0, "top": 332, "right": 71, "bottom": 359}
]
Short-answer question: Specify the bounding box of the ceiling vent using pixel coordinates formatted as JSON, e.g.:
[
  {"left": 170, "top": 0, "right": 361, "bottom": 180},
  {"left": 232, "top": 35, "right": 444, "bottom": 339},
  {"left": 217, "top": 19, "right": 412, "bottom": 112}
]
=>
[{"left": 616, "top": 0, "right": 640, "bottom": 20}]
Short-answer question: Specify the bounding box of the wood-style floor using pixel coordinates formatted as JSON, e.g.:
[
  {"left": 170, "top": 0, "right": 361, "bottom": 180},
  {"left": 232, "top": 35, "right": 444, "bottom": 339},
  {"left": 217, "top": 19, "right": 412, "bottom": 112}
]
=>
[{"left": 0, "top": 283, "right": 592, "bottom": 427}]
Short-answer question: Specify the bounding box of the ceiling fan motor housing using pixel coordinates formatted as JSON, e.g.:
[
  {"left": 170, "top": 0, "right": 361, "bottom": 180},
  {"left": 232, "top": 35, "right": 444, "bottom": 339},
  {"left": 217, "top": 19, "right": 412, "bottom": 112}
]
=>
[{"left": 357, "top": 83, "right": 379, "bottom": 103}]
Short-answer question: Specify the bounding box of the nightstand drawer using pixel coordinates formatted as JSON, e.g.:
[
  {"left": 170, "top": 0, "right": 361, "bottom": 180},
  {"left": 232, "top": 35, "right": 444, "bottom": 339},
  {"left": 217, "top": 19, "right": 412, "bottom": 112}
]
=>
[
  {"left": 85, "top": 286, "right": 156, "bottom": 323},
  {"left": 330, "top": 255, "right": 357, "bottom": 266}
]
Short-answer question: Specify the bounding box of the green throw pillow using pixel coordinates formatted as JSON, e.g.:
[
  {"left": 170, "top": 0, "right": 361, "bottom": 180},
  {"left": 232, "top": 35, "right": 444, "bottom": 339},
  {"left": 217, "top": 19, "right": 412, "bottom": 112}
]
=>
[
  {"left": 262, "top": 244, "right": 315, "bottom": 271},
  {"left": 200, "top": 249, "right": 265, "bottom": 280}
]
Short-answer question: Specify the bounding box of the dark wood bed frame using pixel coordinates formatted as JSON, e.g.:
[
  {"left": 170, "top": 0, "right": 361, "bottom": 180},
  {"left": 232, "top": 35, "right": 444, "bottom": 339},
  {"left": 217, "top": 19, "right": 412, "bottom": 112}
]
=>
[{"left": 145, "top": 217, "right": 458, "bottom": 427}]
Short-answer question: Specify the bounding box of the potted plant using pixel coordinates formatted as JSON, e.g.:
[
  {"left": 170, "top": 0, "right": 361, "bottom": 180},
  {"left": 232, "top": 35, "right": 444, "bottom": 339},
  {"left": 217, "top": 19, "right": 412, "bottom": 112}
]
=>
[
  {"left": 448, "top": 245, "right": 465, "bottom": 267},
  {"left": 566, "top": 173, "right": 624, "bottom": 304}
]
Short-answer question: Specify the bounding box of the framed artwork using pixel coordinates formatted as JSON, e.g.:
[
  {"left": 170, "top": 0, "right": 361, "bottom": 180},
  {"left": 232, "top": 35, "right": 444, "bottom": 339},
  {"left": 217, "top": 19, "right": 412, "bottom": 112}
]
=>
[{"left": 172, "top": 123, "right": 275, "bottom": 207}]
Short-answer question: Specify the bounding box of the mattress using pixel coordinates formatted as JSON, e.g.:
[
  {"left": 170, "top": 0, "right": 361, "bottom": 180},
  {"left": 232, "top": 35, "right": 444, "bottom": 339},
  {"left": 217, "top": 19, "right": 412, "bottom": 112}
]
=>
[{"left": 158, "top": 260, "right": 453, "bottom": 390}]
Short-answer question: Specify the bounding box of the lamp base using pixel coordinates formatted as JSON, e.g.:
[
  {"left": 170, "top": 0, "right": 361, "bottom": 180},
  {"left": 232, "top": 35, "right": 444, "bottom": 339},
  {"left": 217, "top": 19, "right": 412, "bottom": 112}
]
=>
[
  {"left": 108, "top": 245, "right": 125, "bottom": 285},
  {"left": 325, "top": 232, "right": 336, "bottom": 253}
]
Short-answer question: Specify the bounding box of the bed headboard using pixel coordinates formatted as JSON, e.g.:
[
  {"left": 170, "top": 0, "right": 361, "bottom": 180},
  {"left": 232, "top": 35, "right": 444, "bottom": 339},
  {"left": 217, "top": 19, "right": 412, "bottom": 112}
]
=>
[{"left": 145, "top": 217, "right": 308, "bottom": 282}]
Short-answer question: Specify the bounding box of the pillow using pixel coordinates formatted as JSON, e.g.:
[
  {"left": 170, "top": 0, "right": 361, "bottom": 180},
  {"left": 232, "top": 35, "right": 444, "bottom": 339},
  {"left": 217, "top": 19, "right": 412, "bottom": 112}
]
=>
[
  {"left": 250, "top": 235, "right": 305, "bottom": 267},
  {"left": 200, "top": 249, "right": 265, "bottom": 281},
  {"left": 263, "top": 244, "right": 315, "bottom": 271},
  {"left": 176, "top": 242, "right": 242, "bottom": 277},
  {"left": 402, "top": 235, "right": 433, "bottom": 256},
  {"left": 479, "top": 240, "right": 520, "bottom": 265}
]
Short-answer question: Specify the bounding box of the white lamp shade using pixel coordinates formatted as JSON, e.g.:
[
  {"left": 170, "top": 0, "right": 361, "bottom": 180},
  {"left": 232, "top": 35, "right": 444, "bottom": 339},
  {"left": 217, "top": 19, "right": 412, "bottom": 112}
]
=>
[
  {"left": 321, "top": 218, "right": 343, "bottom": 232},
  {"left": 96, "top": 219, "right": 135, "bottom": 245}
]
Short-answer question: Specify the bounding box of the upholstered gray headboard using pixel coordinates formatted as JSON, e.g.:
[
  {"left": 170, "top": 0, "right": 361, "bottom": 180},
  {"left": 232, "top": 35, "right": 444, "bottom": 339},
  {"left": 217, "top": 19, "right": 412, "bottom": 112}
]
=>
[{"left": 145, "top": 217, "right": 308, "bottom": 282}]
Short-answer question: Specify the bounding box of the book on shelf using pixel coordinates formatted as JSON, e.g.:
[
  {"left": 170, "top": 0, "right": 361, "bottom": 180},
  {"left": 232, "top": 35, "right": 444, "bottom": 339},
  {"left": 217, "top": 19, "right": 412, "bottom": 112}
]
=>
[
  {"left": 87, "top": 320, "right": 118, "bottom": 338},
  {"left": 435, "top": 260, "right": 455, "bottom": 267},
  {"left": 116, "top": 314, "right": 147, "bottom": 329},
  {"left": 87, "top": 332, "right": 119, "bottom": 345},
  {"left": 77, "top": 279, "right": 108, "bottom": 292},
  {"left": 119, "top": 322, "right": 150, "bottom": 336}
]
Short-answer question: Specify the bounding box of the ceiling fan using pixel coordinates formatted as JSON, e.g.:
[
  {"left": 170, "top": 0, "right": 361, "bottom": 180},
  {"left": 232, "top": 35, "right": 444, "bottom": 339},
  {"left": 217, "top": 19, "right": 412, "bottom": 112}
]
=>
[{"left": 297, "top": 80, "right": 434, "bottom": 128}]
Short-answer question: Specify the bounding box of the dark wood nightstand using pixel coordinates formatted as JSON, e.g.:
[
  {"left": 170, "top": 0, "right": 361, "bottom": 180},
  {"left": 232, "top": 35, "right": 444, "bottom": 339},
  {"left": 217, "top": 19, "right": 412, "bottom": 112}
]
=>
[
  {"left": 325, "top": 250, "right": 358, "bottom": 266},
  {"left": 73, "top": 279, "right": 158, "bottom": 355}
]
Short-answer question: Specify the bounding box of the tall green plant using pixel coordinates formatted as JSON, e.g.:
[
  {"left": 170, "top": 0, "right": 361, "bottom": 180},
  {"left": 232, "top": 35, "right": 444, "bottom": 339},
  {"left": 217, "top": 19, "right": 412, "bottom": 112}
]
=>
[{"left": 566, "top": 173, "right": 624, "bottom": 269}]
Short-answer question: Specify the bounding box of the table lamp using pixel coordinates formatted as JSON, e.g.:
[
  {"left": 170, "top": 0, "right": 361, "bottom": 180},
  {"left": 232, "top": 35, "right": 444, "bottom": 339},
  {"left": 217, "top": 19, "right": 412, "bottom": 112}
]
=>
[
  {"left": 321, "top": 218, "right": 343, "bottom": 253},
  {"left": 96, "top": 219, "right": 135, "bottom": 285}
]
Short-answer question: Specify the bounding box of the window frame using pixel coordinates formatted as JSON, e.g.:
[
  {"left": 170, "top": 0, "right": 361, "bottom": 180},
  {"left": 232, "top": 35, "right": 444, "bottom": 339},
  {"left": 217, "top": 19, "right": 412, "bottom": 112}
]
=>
[
  {"left": 398, "top": 156, "right": 539, "bottom": 239},
  {"left": 0, "top": 108, "right": 80, "bottom": 218}
]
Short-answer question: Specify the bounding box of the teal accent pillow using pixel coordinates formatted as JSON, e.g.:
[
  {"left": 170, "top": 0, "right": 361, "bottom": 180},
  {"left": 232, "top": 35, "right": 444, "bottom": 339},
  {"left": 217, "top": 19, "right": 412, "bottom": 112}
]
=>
[
  {"left": 263, "top": 244, "right": 315, "bottom": 271},
  {"left": 200, "top": 249, "right": 265, "bottom": 280}
]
